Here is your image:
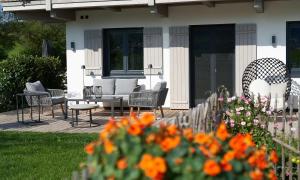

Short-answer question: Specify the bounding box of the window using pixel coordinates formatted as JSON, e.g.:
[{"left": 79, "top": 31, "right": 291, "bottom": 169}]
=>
[
  {"left": 103, "top": 28, "right": 143, "bottom": 76},
  {"left": 287, "top": 21, "right": 300, "bottom": 77}
]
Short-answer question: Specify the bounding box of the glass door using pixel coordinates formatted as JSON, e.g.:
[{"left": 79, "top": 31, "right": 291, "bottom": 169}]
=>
[{"left": 190, "top": 24, "right": 235, "bottom": 106}]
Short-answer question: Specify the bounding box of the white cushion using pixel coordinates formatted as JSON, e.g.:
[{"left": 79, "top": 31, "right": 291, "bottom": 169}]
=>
[
  {"left": 93, "top": 79, "right": 115, "bottom": 95},
  {"left": 270, "top": 82, "right": 287, "bottom": 110},
  {"left": 153, "top": 81, "right": 167, "bottom": 91},
  {"left": 249, "top": 79, "right": 270, "bottom": 98},
  {"left": 115, "top": 79, "right": 137, "bottom": 95},
  {"left": 26, "top": 81, "right": 46, "bottom": 92}
]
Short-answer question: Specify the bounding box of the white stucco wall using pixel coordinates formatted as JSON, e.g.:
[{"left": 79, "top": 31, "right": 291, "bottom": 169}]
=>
[{"left": 66, "top": 0, "right": 300, "bottom": 107}]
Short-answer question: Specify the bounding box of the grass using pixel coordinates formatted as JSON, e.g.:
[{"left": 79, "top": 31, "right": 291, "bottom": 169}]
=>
[{"left": 0, "top": 131, "right": 97, "bottom": 180}]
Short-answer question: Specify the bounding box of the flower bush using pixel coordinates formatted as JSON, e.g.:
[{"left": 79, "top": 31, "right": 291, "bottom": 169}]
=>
[
  {"left": 83, "top": 113, "right": 278, "bottom": 180},
  {"left": 221, "top": 96, "right": 274, "bottom": 149}
]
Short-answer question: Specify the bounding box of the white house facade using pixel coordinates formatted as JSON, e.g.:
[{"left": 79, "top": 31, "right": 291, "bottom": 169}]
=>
[{"left": 2, "top": 0, "right": 300, "bottom": 109}]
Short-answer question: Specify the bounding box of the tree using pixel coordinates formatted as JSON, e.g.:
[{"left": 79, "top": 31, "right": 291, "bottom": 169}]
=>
[{"left": 0, "top": 13, "right": 66, "bottom": 68}]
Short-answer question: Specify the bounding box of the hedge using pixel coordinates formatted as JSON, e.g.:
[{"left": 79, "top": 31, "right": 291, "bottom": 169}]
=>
[{"left": 0, "top": 55, "right": 65, "bottom": 112}]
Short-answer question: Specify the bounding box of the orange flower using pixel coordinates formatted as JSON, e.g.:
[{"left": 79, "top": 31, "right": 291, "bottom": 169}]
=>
[
  {"left": 229, "top": 133, "right": 255, "bottom": 159},
  {"left": 216, "top": 122, "right": 230, "bottom": 141},
  {"left": 250, "top": 169, "right": 263, "bottom": 180},
  {"left": 160, "top": 136, "right": 180, "bottom": 152},
  {"left": 268, "top": 170, "right": 277, "bottom": 180},
  {"left": 85, "top": 142, "right": 95, "bottom": 155},
  {"left": 203, "top": 159, "right": 221, "bottom": 176},
  {"left": 189, "top": 147, "right": 196, "bottom": 154},
  {"left": 104, "top": 140, "right": 115, "bottom": 154},
  {"left": 199, "top": 146, "right": 211, "bottom": 157},
  {"left": 139, "top": 154, "right": 166, "bottom": 179},
  {"left": 128, "top": 123, "right": 142, "bottom": 136},
  {"left": 107, "top": 176, "right": 115, "bottom": 180},
  {"left": 146, "top": 133, "right": 156, "bottom": 144},
  {"left": 194, "top": 133, "right": 210, "bottom": 144},
  {"left": 208, "top": 139, "right": 221, "bottom": 155},
  {"left": 140, "top": 112, "right": 155, "bottom": 126},
  {"left": 223, "top": 151, "right": 235, "bottom": 162},
  {"left": 220, "top": 160, "right": 232, "bottom": 172},
  {"left": 129, "top": 112, "right": 139, "bottom": 124},
  {"left": 270, "top": 150, "right": 278, "bottom": 164},
  {"left": 166, "top": 125, "right": 178, "bottom": 135},
  {"left": 117, "top": 158, "right": 127, "bottom": 170},
  {"left": 153, "top": 157, "right": 167, "bottom": 173},
  {"left": 247, "top": 149, "right": 268, "bottom": 170},
  {"left": 174, "top": 158, "right": 183, "bottom": 165},
  {"left": 100, "top": 119, "right": 118, "bottom": 140},
  {"left": 104, "top": 118, "right": 117, "bottom": 132},
  {"left": 183, "top": 128, "right": 194, "bottom": 141},
  {"left": 248, "top": 155, "right": 256, "bottom": 167},
  {"left": 117, "top": 117, "right": 129, "bottom": 127}
]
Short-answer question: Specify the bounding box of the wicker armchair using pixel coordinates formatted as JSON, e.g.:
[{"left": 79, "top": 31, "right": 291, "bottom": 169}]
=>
[
  {"left": 129, "top": 82, "right": 168, "bottom": 117},
  {"left": 242, "top": 58, "right": 291, "bottom": 110},
  {"left": 24, "top": 81, "right": 65, "bottom": 118},
  {"left": 242, "top": 58, "right": 291, "bottom": 100}
]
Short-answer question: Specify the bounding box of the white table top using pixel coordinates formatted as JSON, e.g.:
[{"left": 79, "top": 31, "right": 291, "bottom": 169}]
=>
[{"left": 68, "top": 104, "right": 99, "bottom": 110}]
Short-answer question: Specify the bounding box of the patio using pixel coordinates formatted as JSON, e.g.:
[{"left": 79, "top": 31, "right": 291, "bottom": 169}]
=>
[{"left": 0, "top": 107, "right": 181, "bottom": 133}]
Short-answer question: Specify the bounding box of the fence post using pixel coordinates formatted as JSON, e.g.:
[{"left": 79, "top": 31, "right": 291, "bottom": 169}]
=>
[{"left": 282, "top": 94, "right": 286, "bottom": 180}]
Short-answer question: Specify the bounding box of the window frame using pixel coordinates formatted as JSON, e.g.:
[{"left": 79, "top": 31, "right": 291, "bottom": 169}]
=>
[
  {"left": 287, "top": 21, "right": 300, "bottom": 77},
  {"left": 103, "top": 28, "right": 144, "bottom": 77}
]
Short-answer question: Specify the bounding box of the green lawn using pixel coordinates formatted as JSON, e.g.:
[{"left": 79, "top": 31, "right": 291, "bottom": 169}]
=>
[{"left": 0, "top": 131, "right": 97, "bottom": 180}]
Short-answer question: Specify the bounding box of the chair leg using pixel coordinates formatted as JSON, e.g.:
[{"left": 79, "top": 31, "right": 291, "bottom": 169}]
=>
[
  {"left": 52, "top": 105, "right": 54, "bottom": 118},
  {"left": 130, "top": 107, "right": 133, "bottom": 115},
  {"left": 160, "top": 106, "right": 164, "bottom": 118},
  {"left": 137, "top": 107, "right": 140, "bottom": 115},
  {"left": 60, "top": 104, "right": 65, "bottom": 115},
  {"left": 153, "top": 108, "right": 157, "bottom": 117},
  {"left": 41, "top": 106, "right": 44, "bottom": 114},
  {"left": 30, "top": 106, "right": 33, "bottom": 120}
]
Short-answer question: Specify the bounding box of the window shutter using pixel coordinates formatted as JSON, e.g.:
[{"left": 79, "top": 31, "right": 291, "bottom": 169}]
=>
[
  {"left": 235, "top": 24, "right": 257, "bottom": 96},
  {"left": 169, "top": 26, "right": 189, "bottom": 109},
  {"left": 143, "top": 27, "right": 163, "bottom": 75},
  {"left": 84, "top": 30, "right": 102, "bottom": 76}
]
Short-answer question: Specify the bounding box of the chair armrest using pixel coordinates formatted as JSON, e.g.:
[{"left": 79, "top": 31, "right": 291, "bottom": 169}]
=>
[
  {"left": 23, "top": 90, "right": 52, "bottom": 106},
  {"left": 47, "top": 89, "right": 65, "bottom": 97},
  {"left": 129, "top": 91, "right": 160, "bottom": 107}
]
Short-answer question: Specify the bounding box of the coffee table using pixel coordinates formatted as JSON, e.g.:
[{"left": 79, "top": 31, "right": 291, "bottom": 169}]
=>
[
  {"left": 64, "top": 97, "right": 124, "bottom": 119},
  {"left": 69, "top": 104, "right": 99, "bottom": 127}
]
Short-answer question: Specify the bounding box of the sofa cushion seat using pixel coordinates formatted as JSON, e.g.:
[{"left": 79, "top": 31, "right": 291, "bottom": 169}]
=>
[
  {"left": 93, "top": 79, "right": 115, "bottom": 95},
  {"left": 51, "top": 96, "right": 65, "bottom": 105},
  {"left": 115, "top": 79, "right": 138, "bottom": 95}
]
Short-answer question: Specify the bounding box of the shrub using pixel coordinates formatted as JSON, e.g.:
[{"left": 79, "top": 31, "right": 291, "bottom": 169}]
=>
[
  {"left": 83, "top": 113, "right": 278, "bottom": 180},
  {"left": 221, "top": 96, "right": 274, "bottom": 150},
  {"left": 0, "top": 55, "right": 65, "bottom": 112}
]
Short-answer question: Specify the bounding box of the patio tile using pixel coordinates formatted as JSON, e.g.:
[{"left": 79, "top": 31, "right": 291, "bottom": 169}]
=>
[{"left": 0, "top": 107, "right": 180, "bottom": 133}]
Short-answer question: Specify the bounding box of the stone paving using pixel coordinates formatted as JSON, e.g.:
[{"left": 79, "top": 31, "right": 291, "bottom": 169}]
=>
[{"left": 0, "top": 106, "right": 179, "bottom": 133}]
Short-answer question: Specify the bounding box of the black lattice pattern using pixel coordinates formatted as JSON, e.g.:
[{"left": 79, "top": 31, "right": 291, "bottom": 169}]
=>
[{"left": 242, "top": 58, "right": 291, "bottom": 100}]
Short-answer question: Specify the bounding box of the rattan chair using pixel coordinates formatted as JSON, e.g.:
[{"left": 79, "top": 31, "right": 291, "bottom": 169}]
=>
[
  {"left": 24, "top": 81, "right": 65, "bottom": 118},
  {"left": 129, "top": 82, "right": 168, "bottom": 117},
  {"left": 242, "top": 58, "right": 291, "bottom": 101}
]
